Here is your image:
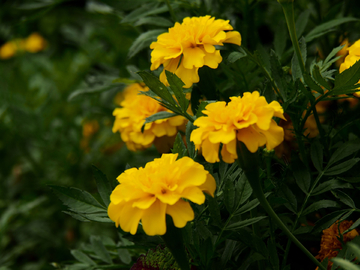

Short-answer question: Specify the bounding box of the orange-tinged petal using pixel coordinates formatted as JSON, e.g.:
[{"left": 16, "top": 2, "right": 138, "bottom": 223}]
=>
[
  {"left": 141, "top": 200, "right": 167, "bottom": 236},
  {"left": 166, "top": 200, "right": 194, "bottom": 228}
]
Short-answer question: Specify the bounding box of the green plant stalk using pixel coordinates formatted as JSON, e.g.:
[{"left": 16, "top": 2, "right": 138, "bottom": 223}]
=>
[
  {"left": 162, "top": 215, "right": 190, "bottom": 270},
  {"left": 236, "top": 141, "right": 326, "bottom": 270},
  {"left": 279, "top": 0, "right": 306, "bottom": 75},
  {"left": 164, "top": 0, "right": 178, "bottom": 22}
]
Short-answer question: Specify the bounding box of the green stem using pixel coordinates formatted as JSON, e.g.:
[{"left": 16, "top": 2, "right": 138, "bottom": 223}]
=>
[
  {"left": 164, "top": 0, "right": 178, "bottom": 22},
  {"left": 279, "top": 0, "right": 306, "bottom": 75},
  {"left": 236, "top": 142, "right": 326, "bottom": 270},
  {"left": 162, "top": 216, "right": 190, "bottom": 270}
]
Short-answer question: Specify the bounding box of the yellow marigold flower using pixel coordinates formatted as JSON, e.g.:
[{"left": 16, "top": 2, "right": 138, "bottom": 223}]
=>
[
  {"left": 315, "top": 220, "right": 359, "bottom": 270},
  {"left": 108, "top": 153, "right": 216, "bottom": 236},
  {"left": 190, "top": 91, "right": 285, "bottom": 163},
  {"left": 0, "top": 39, "right": 25, "bottom": 59},
  {"left": 112, "top": 83, "right": 187, "bottom": 151},
  {"left": 339, "top": 39, "right": 360, "bottom": 97},
  {"left": 150, "top": 15, "right": 241, "bottom": 88},
  {"left": 24, "top": 33, "right": 47, "bottom": 53}
]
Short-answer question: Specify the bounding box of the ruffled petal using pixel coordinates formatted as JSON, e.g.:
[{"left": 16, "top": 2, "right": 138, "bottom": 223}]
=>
[
  {"left": 166, "top": 199, "right": 194, "bottom": 228},
  {"left": 237, "top": 126, "right": 266, "bottom": 153},
  {"left": 141, "top": 200, "right": 167, "bottom": 236}
]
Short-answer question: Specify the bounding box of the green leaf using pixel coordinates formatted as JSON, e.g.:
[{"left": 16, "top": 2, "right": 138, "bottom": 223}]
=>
[
  {"left": 332, "top": 190, "right": 356, "bottom": 208},
  {"left": 305, "top": 17, "right": 358, "bottom": 42},
  {"left": 128, "top": 29, "right": 165, "bottom": 59},
  {"left": 332, "top": 60, "right": 360, "bottom": 95},
  {"left": 207, "top": 195, "right": 222, "bottom": 228},
  {"left": 312, "top": 65, "right": 332, "bottom": 91},
  {"left": 292, "top": 159, "right": 311, "bottom": 194},
  {"left": 134, "top": 16, "right": 173, "bottom": 27},
  {"left": 344, "top": 218, "right": 360, "bottom": 234},
  {"left": 68, "top": 81, "right": 121, "bottom": 101},
  {"left": 311, "top": 179, "right": 353, "bottom": 196},
  {"left": 279, "top": 185, "right": 297, "bottom": 213},
  {"left": 322, "top": 45, "right": 346, "bottom": 70},
  {"left": 235, "top": 173, "right": 253, "bottom": 206},
  {"left": 303, "top": 73, "right": 324, "bottom": 94},
  {"left": 141, "top": 111, "right": 177, "bottom": 132},
  {"left": 270, "top": 50, "right": 287, "bottom": 100},
  {"left": 49, "top": 185, "right": 106, "bottom": 214},
  {"left": 313, "top": 210, "right": 350, "bottom": 233},
  {"left": 332, "top": 258, "right": 360, "bottom": 270},
  {"left": 267, "top": 238, "right": 280, "bottom": 270},
  {"left": 165, "top": 71, "right": 189, "bottom": 112},
  {"left": 90, "top": 235, "right": 113, "bottom": 264},
  {"left": 274, "top": 22, "right": 287, "bottom": 57},
  {"left": 118, "top": 248, "right": 132, "bottom": 264},
  {"left": 224, "top": 175, "right": 235, "bottom": 214},
  {"left": 92, "top": 165, "right": 112, "bottom": 207},
  {"left": 225, "top": 216, "right": 267, "bottom": 230},
  {"left": 324, "top": 158, "right": 360, "bottom": 175},
  {"left": 291, "top": 36, "right": 306, "bottom": 81},
  {"left": 171, "top": 132, "right": 187, "bottom": 159},
  {"left": 234, "top": 193, "right": 271, "bottom": 216},
  {"left": 138, "top": 71, "right": 176, "bottom": 106},
  {"left": 311, "top": 140, "right": 323, "bottom": 172},
  {"left": 185, "top": 121, "right": 196, "bottom": 159},
  {"left": 295, "top": 10, "right": 310, "bottom": 38},
  {"left": 302, "top": 200, "right": 340, "bottom": 216},
  {"left": 221, "top": 240, "right": 237, "bottom": 267},
  {"left": 71, "top": 250, "right": 96, "bottom": 266},
  {"left": 328, "top": 138, "right": 360, "bottom": 167},
  {"left": 228, "top": 49, "right": 247, "bottom": 63},
  {"left": 121, "top": 2, "right": 169, "bottom": 24}
]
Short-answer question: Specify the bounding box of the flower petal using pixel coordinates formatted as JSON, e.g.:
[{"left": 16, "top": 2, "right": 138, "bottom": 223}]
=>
[
  {"left": 237, "top": 126, "right": 266, "bottom": 153},
  {"left": 166, "top": 199, "right": 194, "bottom": 228},
  {"left": 141, "top": 200, "right": 167, "bottom": 236}
]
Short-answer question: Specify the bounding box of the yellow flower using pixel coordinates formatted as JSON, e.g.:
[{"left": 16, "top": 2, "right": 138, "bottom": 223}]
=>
[
  {"left": 108, "top": 153, "right": 216, "bottom": 236},
  {"left": 150, "top": 15, "right": 241, "bottom": 88},
  {"left": 316, "top": 220, "right": 359, "bottom": 270},
  {"left": 24, "top": 33, "right": 47, "bottom": 53},
  {"left": 0, "top": 39, "right": 24, "bottom": 59},
  {"left": 190, "top": 91, "right": 285, "bottom": 163},
  {"left": 112, "top": 83, "right": 187, "bottom": 151},
  {"left": 339, "top": 39, "right": 360, "bottom": 97}
]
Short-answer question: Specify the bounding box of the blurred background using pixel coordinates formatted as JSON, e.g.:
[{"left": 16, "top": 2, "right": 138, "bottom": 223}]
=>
[{"left": 1, "top": 0, "right": 360, "bottom": 269}]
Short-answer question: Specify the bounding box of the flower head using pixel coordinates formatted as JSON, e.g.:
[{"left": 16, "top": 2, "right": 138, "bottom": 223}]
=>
[
  {"left": 339, "top": 39, "right": 360, "bottom": 97},
  {"left": 190, "top": 91, "right": 285, "bottom": 163},
  {"left": 108, "top": 153, "right": 216, "bottom": 236},
  {"left": 316, "top": 220, "right": 359, "bottom": 270},
  {"left": 112, "top": 83, "right": 187, "bottom": 151},
  {"left": 150, "top": 15, "right": 241, "bottom": 88},
  {"left": 24, "top": 33, "right": 47, "bottom": 53}
]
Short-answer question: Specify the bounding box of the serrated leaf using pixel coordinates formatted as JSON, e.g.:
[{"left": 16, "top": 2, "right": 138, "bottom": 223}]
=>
[
  {"left": 324, "top": 158, "right": 360, "bottom": 176},
  {"left": 68, "top": 82, "right": 121, "bottom": 101},
  {"left": 225, "top": 216, "right": 267, "bottom": 230},
  {"left": 121, "top": 3, "right": 168, "bottom": 24},
  {"left": 138, "top": 71, "right": 176, "bottom": 106},
  {"left": 328, "top": 139, "right": 360, "bottom": 167},
  {"left": 207, "top": 195, "right": 222, "bottom": 228},
  {"left": 267, "top": 238, "right": 280, "bottom": 270},
  {"left": 90, "top": 235, "right": 113, "bottom": 264},
  {"left": 171, "top": 132, "right": 187, "bottom": 159},
  {"left": 235, "top": 173, "right": 253, "bottom": 206},
  {"left": 165, "top": 71, "right": 189, "bottom": 112},
  {"left": 305, "top": 17, "right": 358, "bottom": 43},
  {"left": 228, "top": 49, "right": 247, "bottom": 63},
  {"left": 274, "top": 22, "right": 287, "bottom": 57},
  {"left": 49, "top": 185, "right": 106, "bottom": 214},
  {"left": 323, "top": 45, "right": 346, "bottom": 69},
  {"left": 270, "top": 50, "right": 287, "bottom": 100},
  {"left": 313, "top": 210, "right": 350, "bottom": 233},
  {"left": 234, "top": 193, "right": 271, "bottom": 216},
  {"left": 312, "top": 65, "right": 332, "bottom": 91},
  {"left": 92, "top": 165, "right": 112, "bottom": 207},
  {"left": 332, "top": 60, "right": 360, "bottom": 95},
  {"left": 141, "top": 111, "right": 177, "bottom": 133},
  {"left": 292, "top": 159, "right": 311, "bottom": 194},
  {"left": 302, "top": 200, "right": 340, "bottom": 216},
  {"left": 71, "top": 250, "right": 96, "bottom": 266},
  {"left": 304, "top": 73, "right": 324, "bottom": 94},
  {"left": 311, "top": 179, "right": 353, "bottom": 196},
  {"left": 279, "top": 185, "right": 297, "bottom": 213},
  {"left": 128, "top": 29, "right": 165, "bottom": 59},
  {"left": 332, "top": 190, "right": 356, "bottom": 208},
  {"left": 224, "top": 176, "right": 235, "bottom": 214},
  {"left": 221, "top": 240, "right": 236, "bottom": 267},
  {"left": 311, "top": 140, "right": 323, "bottom": 172},
  {"left": 332, "top": 258, "right": 360, "bottom": 270},
  {"left": 63, "top": 211, "right": 90, "bottom": 222},
  {"left": 291, "top": 37, "right": 306, "bottom": 81}
]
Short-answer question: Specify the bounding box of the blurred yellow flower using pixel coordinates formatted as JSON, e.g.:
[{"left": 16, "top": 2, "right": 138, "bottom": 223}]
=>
[
  {"left": 0, "top": 40, "right": 23, "bottom": 59},
  {"left": 112, "top": 83, "right": 187, "bottom": 151},
  {"left": 315, "top": 220, "right": 359, "bottom": 270},
  {"left": 339, "top": 39, "right": 360, "bottom": 97},
  {"left": 108, "top": 153, "right": 216, "bottom": 236},
  {"left": 190, "top": 91, "right": 285, "bottom": 163},
  {"left": 150, "top": 15, "right": 241, "bottom": 88},
  {"left": 24, "top": 33, "right": 47, "bottom": 53}
]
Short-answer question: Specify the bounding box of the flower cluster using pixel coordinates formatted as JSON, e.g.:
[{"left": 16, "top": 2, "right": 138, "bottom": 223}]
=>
[
  {"left": 339, "top": 39, "right": 360, "bottom": 97},
  {"left": 316, "top": 220, "right": 359, "bottom": 270},
  {"left": 150, "top": 15, "right": 241, "bottom": 88},
  {"left": 112, "top": 83, "right": 187, "bottom": 152},
  {"left": 0, "top": 33, "right": 47, "bottom": 59},
  {"left": 190, "top": 91, "right": 285, "bottom": 163},
  {"left": 107, "top": 153, "right": 216, "bottom": 236}
]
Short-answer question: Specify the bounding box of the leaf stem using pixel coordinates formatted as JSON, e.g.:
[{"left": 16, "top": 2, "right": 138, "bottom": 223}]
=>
[{"left": 236, "top": 142, "right": 326, "bottom": 270}]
